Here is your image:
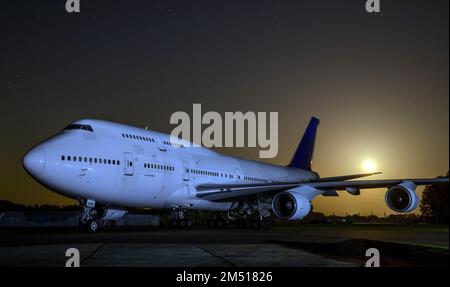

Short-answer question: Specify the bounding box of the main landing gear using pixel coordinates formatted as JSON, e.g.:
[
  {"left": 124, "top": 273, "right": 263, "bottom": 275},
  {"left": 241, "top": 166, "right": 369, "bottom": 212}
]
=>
[
  {"left": 170, "top": 209, "right": 193, "bottom": 228},
  {"left": 229, "top": 197, "right": 273, "bottom": 229},
  {"left": 206, "top": 212, "right": 271, "bottom": 229},
  {"left": 208, "top": 212, "right": 231, "bottom": 229},
  {"left": 234, "top": 216, "right": 272, "bottom": 230}
]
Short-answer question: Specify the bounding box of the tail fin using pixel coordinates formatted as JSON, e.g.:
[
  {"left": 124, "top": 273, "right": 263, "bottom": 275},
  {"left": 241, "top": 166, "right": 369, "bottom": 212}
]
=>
[{"left": 288, "top": 117, "right": 320, "bottom": 170}]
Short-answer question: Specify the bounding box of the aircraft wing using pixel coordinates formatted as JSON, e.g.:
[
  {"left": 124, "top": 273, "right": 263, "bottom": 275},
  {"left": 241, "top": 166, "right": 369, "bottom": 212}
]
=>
[
  {"left": 195, "top": 182, "right": 301, "bottom": 201},
  {"left": 308, "top": 177, "right": 449, "bottom": 190},
  {"left": 195, "top": 177, "right": 449, "bottom": 201},
  {"left": 195, "top": 171, "right": 381, "bottom": 201}
]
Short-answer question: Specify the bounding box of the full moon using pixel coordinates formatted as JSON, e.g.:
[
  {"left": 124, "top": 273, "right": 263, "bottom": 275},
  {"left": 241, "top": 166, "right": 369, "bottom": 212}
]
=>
[{"left": 362, "top": 159, "right": 377, "bottom": 173}]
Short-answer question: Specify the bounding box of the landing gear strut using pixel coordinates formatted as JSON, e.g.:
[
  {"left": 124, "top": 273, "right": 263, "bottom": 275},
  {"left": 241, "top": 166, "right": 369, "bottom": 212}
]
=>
[{"left": 231, "top": 197, "right": 272, "bottom": 229}]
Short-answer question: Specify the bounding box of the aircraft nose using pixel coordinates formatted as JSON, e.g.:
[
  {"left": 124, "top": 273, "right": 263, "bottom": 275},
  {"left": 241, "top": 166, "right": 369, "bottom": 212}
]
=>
[{"left": 22, "top": 147, "right": 46, "bottom": 176}]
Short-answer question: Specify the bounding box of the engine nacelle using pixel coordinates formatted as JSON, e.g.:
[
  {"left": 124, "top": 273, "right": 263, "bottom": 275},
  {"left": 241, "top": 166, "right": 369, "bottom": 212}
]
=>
[
  {"left": 272, "top": 190, "right": 311, "bottom": 220},
  {"left": 100, "top": 208, "right": 127, "bottom": 220},
  {"left": 385, "top": 180, "right": 419, "bottom": 213}
]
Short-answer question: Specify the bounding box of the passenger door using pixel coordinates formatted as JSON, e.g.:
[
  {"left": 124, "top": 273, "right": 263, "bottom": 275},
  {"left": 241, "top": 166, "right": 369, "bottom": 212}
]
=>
[
  {"left": 155, "top": 137, "right": 167, "bottom": 152},
  {"left": 183, "top": 160, "right": 190, "bottom": 181},
  {"left": 124, "top": 152, "right": 134, "bottom": 176},
  {"left": 234, "top": 167, "right": 243, "bottom": 181},
  {"left": 184, "top": 184, "right": 191, "bottom": 203}
]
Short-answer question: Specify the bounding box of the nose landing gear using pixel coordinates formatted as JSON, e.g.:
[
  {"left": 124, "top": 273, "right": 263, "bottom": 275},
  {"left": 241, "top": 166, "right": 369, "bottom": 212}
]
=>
[{"left": 79, "top": 199, "right": 102, "bottom": 233}]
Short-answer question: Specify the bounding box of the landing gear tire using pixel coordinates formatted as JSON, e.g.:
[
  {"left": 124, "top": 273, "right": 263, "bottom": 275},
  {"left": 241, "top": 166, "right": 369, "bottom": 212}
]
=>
[
  {"left": 208, "top": 220, "right": 216, "bottom": 228},
  {"left": 88, "top": 220, "right": 100, "bottom": 233},
  {"left": 216, "top": 220, "right": 223, "bottom": 229},
  {"left": 262, "top": 219, "right": 272, "bottom": 230},
  {"left": 216, "top": 219, "right": 228, "bottom": 229},
  {"left": 186, "top": 219, "right": 193, "bottom": 229},
  {"left": 234, "top": 219, "right": 243, "bottom": 229},
  {"left": 244, "top": 219, "right": 251, "bottom": 229},
  {"left": 252, "top": 220, "right": 262, "bottom": 230}
]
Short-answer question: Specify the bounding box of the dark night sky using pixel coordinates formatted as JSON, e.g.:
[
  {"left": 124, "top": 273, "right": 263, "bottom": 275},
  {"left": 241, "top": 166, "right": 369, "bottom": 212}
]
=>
[{"left": 1, "top": 0, "right": 448, "bottom": 215}]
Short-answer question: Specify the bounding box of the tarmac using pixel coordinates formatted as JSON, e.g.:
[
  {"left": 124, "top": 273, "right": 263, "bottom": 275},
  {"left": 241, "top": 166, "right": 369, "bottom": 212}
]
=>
[{"left": 0, "top": 225, "right": 448, "bottom": 267}]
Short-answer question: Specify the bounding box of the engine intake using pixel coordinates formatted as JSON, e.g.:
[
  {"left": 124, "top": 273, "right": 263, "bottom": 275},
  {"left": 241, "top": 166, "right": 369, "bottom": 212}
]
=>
[
  {"left": 385, "top": 181, "right": 419, "bottom": 213},
  {"left": 272, "top": 190, "right": 311, "bottom": 220}
]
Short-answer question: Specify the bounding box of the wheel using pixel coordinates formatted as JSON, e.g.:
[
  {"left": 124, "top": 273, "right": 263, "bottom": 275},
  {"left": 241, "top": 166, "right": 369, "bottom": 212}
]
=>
[
  {"left": 244, "top": 219, "right": 251, "bottom": 229},
  {"left": 179, "top": 219, "right": 186, "bottom": 228},
  {"left": 235, "top": 219, "right": 242, "bottom": 229},
  {"left": 208, "top": 220, "right": 216, "bottom": 228},
  {"left": 217, "top": 219, "right": 228, "bottom": 229},
  {"left": 88, "top": 220, "right": 100, "bottom": 233},
  {"left": 171, "top": 219, "right": 178, "bottom": 228},
  {"left": 263, "top": 219, "right": 272, "bottom": 230},
  {"left": 216, "top": 219, "right": 223, "bottom": 229},
  {"left": 186, "top": 219, "right": 193, "bottom": 228},
  {"left": 252, "top": 220, "right": 261, "bottom": 229}
]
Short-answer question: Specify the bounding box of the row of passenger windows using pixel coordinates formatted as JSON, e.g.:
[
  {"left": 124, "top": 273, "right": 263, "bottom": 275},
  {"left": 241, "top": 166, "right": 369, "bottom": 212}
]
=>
[
  {"left": 244, "top": 176, "right": 268, "bottom": 183},
  {"left": 188, "top": 168, "right": 234, "bottom": 179},
  {"left": 122, "top": 133, "right": 155, "bottom": 143},
  {"left": 163, "top": 141, "right": 185, "bottom": 148},
  {"left": 187, "top": 169, "right": 265, "bottom": 182},
  {"left": 60, "top": 155, "right": 120, "bottom": 165},
  {"left": 144, "top": 163, "right": 175, "bottom": 171},
  {"left": 61, "top": 154, "right": 267, "bottom": 182},
  {"left": 121, "top": 132, "right": 186, "bottom": 149}
]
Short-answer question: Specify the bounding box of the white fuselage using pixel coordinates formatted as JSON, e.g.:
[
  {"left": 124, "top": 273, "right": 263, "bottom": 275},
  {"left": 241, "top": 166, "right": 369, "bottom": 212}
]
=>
[{"left": 23, "top": 119, "right": 317, "bottom": 211}]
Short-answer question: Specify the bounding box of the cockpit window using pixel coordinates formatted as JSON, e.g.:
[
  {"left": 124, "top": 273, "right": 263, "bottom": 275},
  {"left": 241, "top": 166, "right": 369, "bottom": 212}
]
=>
[{"left": 64, "top": 124, "right": 94, "bottom": 132}]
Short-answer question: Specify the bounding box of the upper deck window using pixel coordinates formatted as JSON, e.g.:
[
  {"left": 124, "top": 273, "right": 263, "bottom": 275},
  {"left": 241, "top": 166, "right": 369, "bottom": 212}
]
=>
[{"left": 64, "top": 124, "right": 94, "bottom": 132}]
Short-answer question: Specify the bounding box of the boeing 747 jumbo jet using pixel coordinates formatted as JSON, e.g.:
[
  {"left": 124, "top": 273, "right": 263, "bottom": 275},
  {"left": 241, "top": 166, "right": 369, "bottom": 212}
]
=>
[{"left": 23, "top": 118, "right": 448, "bottom": 232}]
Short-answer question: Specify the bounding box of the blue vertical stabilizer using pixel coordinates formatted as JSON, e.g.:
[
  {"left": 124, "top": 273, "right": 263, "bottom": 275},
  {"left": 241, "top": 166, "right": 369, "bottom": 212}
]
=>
[{"left": 288, "top": 117, "right": 319, "bottom": 170}]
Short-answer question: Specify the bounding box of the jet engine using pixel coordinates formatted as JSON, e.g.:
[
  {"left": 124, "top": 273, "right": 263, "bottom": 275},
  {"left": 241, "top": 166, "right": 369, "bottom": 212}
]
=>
[
  {"left": 385, "top": 180, "right": 419, "bottom": 213},
  {"left": 98, "top": 208, "right": 127, "bottom": 220},
  {"left": 272, "top": 190, "right": 311, "bottom": 220}
]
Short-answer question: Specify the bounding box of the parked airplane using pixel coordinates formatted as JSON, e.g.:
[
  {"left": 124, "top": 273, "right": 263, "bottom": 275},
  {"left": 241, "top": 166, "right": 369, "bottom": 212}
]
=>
[{"left": 22, "top": 117, "right": 448, "bottom": 231}]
